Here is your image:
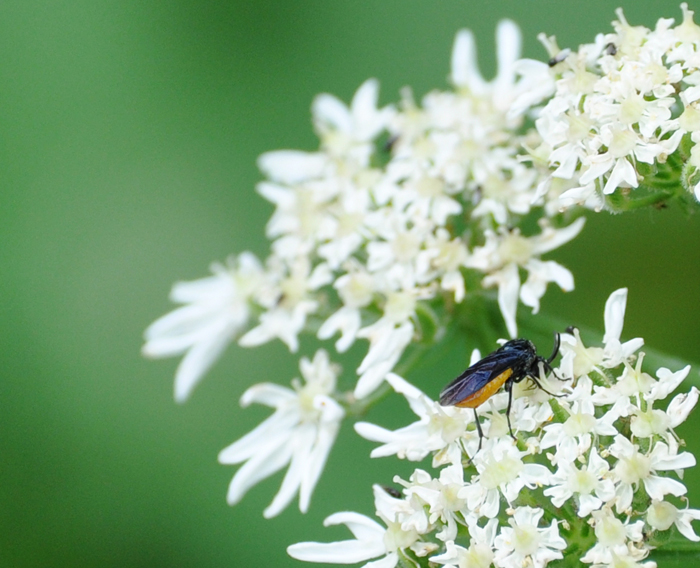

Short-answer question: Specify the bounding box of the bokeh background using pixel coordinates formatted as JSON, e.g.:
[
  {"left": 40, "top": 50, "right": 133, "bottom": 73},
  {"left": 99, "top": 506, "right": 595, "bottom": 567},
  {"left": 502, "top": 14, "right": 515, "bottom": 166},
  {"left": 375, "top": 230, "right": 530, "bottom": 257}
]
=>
[{"left": 2, "top": 1, "right": 700, "bottom": 566}]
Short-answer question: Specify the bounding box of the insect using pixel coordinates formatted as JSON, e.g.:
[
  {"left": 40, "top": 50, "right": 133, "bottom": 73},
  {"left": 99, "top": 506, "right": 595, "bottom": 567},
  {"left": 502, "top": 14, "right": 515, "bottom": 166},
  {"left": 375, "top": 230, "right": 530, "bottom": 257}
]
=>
[
  {"left": 547, "top": 48, "right": 571, "bottom": 67},
  {"left": 439, "top": 334, "right": 562, "bottom": 452}
]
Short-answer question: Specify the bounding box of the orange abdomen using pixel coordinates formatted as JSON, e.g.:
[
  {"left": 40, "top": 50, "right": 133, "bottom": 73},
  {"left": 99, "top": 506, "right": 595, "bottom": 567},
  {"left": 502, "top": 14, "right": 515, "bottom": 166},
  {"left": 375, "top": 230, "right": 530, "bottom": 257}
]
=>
[{"left": 454, "top": 368, "right": 513, "bottom": 409}]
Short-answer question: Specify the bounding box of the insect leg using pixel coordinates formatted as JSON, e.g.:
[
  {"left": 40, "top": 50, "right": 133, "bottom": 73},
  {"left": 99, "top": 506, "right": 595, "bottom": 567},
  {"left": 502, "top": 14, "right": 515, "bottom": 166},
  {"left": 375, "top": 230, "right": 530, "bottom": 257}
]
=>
[
  {"left": 529, "top": 375, "right": 564, "bottom": 398},
  {"left": 473, "top": 408, "right": 484, "bottom": 453},
  {"left": 505, "top": 381, "right": 516, "bottom": 441}
]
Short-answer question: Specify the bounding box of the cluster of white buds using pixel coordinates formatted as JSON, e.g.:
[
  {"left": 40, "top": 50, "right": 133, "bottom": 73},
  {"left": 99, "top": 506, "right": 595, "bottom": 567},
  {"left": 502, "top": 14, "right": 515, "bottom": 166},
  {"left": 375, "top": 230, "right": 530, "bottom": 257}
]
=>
[{"left": 290, "top": 290, "right": 700, "bottom": 567}]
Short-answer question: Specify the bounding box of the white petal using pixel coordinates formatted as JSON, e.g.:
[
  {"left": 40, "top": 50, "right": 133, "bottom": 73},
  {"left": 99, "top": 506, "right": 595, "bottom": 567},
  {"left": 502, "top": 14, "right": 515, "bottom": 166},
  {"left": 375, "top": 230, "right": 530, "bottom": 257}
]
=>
[
  {"left": 603, "top": 288, "right": 628, "bottom": 345},
  {"left": 264, "top": 424, "right": 315, "bottom": 518},
  {"left": 450, "top": 29, "right": 485, "bottom": 90},
  {"left": 218, "top": 410, "right": 297, "bottom": 464},
  {"left": 173, "top": 322, "right": 239, "bottom": 402},
  {"left": 364, "top": 553, "right": 398, "bottom": 568},
  {"left": 225, "top": 438, "right": 293, "bottom": 505},
  {"left": 668, "top": 387, "right": 700, "bottom": 427},
  {"left": 299, "top": 400, "right": 344, "bottom": 512},
  {"left": 494, "top": 20, "right": 521, "bottom": 91},
  {"left": 644, "top": 475, "right": 687, "bottom": 500},
  {"left": 287, "top": 540, "right": 385, "bottom": 564},
  {"left": 240, "top": 383, "right": 296, "bottom": 408},
  {"left": 676, "top": 510, "right": 700, "bottom": 542},
  {"left": 257, "top": 150, "right": 327, "bottom": 184},
  {"left": 324, "top": 512, "right": 386, "bottom": 540},
  {"left": 384, "top": 373, "right": 430, "bottom": 416},
  {"left": 649, "top": 366, "right": 691, "bottom": 401},
  {"left": 313, "top": 93, "right": 352, "bottom": 133},
  {"left": 494, "top": 263, "right": 520, "bottom": 338},
  {"left": 602, "top": 158, "right": 638, "bottom": 194},
  {"left": 530, "top": 217, "right": 586, "bottom": 255}
]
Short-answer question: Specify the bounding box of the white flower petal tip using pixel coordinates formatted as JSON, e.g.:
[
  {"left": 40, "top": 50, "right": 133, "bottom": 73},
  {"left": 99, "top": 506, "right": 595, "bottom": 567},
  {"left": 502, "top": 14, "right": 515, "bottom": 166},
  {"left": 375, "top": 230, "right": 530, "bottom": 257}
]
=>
[{"left": 603, "top": 288, "right": 629, "bottom": 344}]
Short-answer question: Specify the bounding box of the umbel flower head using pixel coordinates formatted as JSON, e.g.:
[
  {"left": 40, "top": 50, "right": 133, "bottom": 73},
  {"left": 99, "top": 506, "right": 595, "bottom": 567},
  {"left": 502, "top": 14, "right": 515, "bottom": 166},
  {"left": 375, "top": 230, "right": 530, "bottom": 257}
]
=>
[
  {"left": 290, "top": 289, "right": 699, "bottom": 567},
  {"left": 143, "top": 6, "right": 700, "bottom": 563}
]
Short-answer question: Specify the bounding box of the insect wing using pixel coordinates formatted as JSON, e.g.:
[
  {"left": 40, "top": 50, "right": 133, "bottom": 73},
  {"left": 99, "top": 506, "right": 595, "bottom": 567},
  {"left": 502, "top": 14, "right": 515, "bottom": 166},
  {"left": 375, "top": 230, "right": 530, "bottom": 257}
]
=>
[{"left": 439, "top": 349, "right": 522, "bottom": 406}]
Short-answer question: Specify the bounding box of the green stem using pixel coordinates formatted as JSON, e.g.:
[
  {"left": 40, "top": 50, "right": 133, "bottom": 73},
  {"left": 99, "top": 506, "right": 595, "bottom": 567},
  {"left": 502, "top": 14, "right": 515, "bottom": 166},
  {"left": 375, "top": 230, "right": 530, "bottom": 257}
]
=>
[{"left": 608, "top": 188, "right": 677, "bottom": 211}]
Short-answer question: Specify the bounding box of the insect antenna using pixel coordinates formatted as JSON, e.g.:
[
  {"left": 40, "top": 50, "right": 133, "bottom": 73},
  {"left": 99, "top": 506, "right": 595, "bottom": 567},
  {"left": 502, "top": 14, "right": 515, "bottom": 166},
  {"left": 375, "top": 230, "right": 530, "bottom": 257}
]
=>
[
  {"left": 546, "top": 332, "right": 560, "bottom": 364},
  {"left": 542, "top": 332, "right": 569, "bottom": 382}
]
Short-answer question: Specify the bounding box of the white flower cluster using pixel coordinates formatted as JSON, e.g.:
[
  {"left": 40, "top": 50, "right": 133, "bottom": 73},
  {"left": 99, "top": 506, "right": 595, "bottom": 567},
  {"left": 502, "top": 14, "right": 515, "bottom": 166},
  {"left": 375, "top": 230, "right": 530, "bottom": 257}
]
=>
[
  {"left": 289, "top": 290, "right": 700, "bottom": 568},
  {"left": 143, "top": 20, "right": 583, "bottom": 404},
  {"left": 142, "top": 19, "right": 590, "bottom": 517},
  {"left": 533, "top": 4, "right": 700, "bottom": 207},
  {"left": 143, "top": 6, "right": 700, "bottom": 555}
]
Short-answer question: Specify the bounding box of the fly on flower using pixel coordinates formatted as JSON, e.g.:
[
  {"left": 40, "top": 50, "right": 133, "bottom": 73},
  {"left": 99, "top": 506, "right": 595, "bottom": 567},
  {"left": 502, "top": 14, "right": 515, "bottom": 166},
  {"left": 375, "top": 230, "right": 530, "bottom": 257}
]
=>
[{"left": 439, "top": 334, "right": 563, "bottom": 450}]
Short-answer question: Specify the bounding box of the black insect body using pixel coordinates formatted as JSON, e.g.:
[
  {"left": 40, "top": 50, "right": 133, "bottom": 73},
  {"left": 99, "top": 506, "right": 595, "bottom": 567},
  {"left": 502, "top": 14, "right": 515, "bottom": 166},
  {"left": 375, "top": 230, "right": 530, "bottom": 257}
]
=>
[{"left": 439, "top": 335, "right": 562, "bottom": 452}]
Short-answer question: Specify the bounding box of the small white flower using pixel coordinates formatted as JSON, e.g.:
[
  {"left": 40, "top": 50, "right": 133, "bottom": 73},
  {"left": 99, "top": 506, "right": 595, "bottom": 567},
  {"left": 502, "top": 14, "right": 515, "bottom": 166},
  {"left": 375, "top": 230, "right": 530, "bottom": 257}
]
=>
[
  {"left": 355, "top": 373, "right": 471, "bottom": 465},
  {"left": 493, "top": 506, "right": 566, "bottom": 568},
  {"left": 354, "top": 320, "right": 414, "bottom": 399},
  {"left": 610, "top": 435, "right": 696, "bottom": 513},
  {"left": 541, "top": 376, "right": 618, "bottom": 464},
  {"left": 430, "top": 519, "right": 499, "bottom": 568},
  {"left": 646, "top": 499, "right": 700, "bottom": 542},
  {"left": 581, "top": 507, "right": 647, "bottom": 565},
  {"left": 218, "top": 350, "right": 344, "bottom": 518},
  {"left": 559, "top": 288, "right": 643, "bottom": 381},
  {"left": 405, "top": 463, "right": 468, "bottom": 542},
  {"left": 467, "top": 218, "right": 585, "bottom": 337},
  {"left": 459, "top": 439, "right": 551, "bottom": 518},
  {"left": 313, "top": 78, "right": 393, "bottom": 166},
  {"left": 287, "top": 484, "right": 419, "bottom": 568},
  {"left": 142, "top": 253, "right": 263, "bottom": 402},
  {"left": 239, "top": 257, "right": 330, "bottom": 352},
  {"left": 544, "top": 448, "right": 616, "bottom": 517}
]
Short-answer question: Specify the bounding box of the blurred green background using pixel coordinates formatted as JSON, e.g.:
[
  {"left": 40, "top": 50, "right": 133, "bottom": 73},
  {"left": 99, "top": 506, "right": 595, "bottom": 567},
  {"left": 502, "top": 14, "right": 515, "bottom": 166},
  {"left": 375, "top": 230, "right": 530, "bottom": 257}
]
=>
[{"left": 1, "top": 0, "right": 699, "bottom": 566}]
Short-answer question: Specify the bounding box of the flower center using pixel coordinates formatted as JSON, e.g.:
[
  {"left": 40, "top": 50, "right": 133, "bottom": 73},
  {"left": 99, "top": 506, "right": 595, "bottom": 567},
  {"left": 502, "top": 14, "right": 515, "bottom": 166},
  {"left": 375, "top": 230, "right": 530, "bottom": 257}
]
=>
[
  {"left": 595, "top": 515, "right": 626, "bottom": 547},
  {"left": 338, "top": 272, "right": 374, "bottom": 308},
  {"left": 608, "top": 128, "right": 637, "bottom": 158},
  {"left": 513, "top": 524, "right": 542, "bottom": 556},
  {"left": 566, "top": 112, "right": 593, "bottom": 142},
  {"left": 480, "top": 454, "right": 523, "bottom": 489},
  {"left": 568, "top": 468, "right": 597, "bottom": 495},
  {"left": 415, "top": 176, "right": 443, "bottom": 198},
  {"left": 563, "top": 411, "right": 596, "bottom": 437},
  {"left": 499, "top": 233, "right": 533, "bottom": 266},
  {"left": 392, "top": 232, "right": 421, "bottom": 263},
  {"left": 618, "top": 93, "right": 646, "bottom": 125},
  {"left": 384, "top": 291, "right": 416, "bottom": 323},
  {"left": 459, "top": 543, "right": 494, "bottom": 568},
  {"left": 630, "top": 409, "right": 669, "bottom": 438},
  {"left": 383, "top": 521, "right": 418, "bottom": 553},
  {"left": 614, "top": 453, "right": 651, "bottom": 484},
  {"left": 646, "top": 500, "right": 677, "bottom": 531}
]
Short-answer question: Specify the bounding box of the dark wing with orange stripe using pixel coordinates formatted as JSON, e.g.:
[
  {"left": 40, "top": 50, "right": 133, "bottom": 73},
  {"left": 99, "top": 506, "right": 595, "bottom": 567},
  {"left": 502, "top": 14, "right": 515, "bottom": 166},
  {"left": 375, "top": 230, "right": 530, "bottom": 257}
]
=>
[{"left": 438, "top": 348, "right": 524, "bottom": 406}]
